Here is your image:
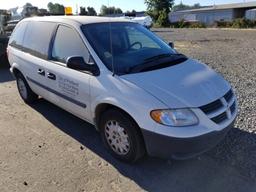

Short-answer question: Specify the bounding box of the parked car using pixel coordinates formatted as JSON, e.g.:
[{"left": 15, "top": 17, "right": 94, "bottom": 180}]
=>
[
  {"left": 0, "top": 9, "right": 11, "bottom": 34},
  {"left": 123, "top": 15, "right": 153, "bottom": 29},
  {"left": 4, "top": 20, "right": 19, "bottom": 36},
  {"left": 7, "top": 16, "right": 238, "bottom": 162}
]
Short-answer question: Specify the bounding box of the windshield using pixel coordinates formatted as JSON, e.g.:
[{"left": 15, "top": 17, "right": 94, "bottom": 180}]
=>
[{"left": 82, "top": 22, "right": 186, "bottom": 75}]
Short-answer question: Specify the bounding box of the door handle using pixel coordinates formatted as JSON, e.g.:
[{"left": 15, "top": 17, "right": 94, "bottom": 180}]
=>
[
  {"left": 37, "top": 69, "right": 45, "bottom": 76},
  {"left": 47, "top": 72, "right": 56, "bottom": 80}
]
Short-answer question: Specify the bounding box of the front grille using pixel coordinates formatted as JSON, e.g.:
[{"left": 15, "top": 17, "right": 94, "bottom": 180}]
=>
[
  {"left": 199, "top": 89, "right": 236, "bottom": 124},
  {"left": 200, "top": 99, "right": 223, "bottom": 114},
  {"left": 224, "top": 89, "right": 233, "bottom": 103},
  {"left": 211, "top": 112, "right": 228, "bottom": 124},
  {"left": 230, "top": 102, "right": 236, "bottom": 114}
]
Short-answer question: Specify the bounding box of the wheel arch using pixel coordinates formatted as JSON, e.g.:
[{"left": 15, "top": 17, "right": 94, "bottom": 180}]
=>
[
  {"left": 94, "top": 103, "right": 137, "bottom": 130},
  {"left": 10, "top": 62, "right": 24, "bottom": 79},
  {"left": 94, "top": 103, "right": 147, "bottom": 152},
  {"left": 12, "top": 67, "right": 22, "bottom": 78}
]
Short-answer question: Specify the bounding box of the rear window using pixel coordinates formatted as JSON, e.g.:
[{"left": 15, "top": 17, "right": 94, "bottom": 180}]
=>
[
  {"left": 9, "top": 22, "right": 28, "bottom": 49},
  {"left": 23, "top": 21, "right": 56, "bottom": 59}
]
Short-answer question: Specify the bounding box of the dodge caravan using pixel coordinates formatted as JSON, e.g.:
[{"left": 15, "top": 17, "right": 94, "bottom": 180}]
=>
[{"left": 7, "top": 16, "right": 238, "bottom": 162}]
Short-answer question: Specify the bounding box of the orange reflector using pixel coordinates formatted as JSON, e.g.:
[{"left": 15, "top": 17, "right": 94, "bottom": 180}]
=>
[{"left": 150, "top": 110, "right": 162, "bottom": 123}]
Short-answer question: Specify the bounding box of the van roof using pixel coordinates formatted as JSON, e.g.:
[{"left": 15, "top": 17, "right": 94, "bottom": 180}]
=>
[{"left": 22, "top": 16, "right": 132, "bottom": 25}]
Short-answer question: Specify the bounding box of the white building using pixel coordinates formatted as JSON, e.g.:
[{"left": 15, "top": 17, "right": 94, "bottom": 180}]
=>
[
  {"left": 246, "top": 8, "right": 256, "bottom": 20},
  {"left": 169, "top": 1, "right": 256, "bottom": 25}
]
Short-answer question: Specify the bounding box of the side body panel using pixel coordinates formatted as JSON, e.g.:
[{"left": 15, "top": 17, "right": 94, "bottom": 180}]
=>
[
  {"left": 43, "top": 61, "right": 92, "bottom": 122},
  {"left": 8, "top": 46, "right": 48, "bottom": 99}
]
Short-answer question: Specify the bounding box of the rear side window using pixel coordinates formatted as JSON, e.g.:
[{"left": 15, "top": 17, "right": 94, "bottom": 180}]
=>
[
  {"left": 23, "top": 21, "right": 56, "bottom": 59},
  {"left": 52, "top": 25, "right": 90, "bottom": 63},
  {"left": 9, "top": 22, "right": 28, "bottom": 49}
]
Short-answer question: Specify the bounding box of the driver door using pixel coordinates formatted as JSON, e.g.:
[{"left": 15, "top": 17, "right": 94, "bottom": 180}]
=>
[{"left": 44, "top": 25, "right": 93, "bottom": 121}]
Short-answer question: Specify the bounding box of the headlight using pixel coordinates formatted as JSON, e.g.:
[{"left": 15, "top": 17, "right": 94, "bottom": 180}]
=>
[{"left": 150, "top": 109, "right": 199, "bottom": 127}]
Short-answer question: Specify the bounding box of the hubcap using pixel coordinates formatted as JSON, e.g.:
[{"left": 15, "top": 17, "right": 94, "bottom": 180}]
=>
[
  {"left": 17, "top": 78, "right": 27, "bottom": 99},
  {"left": 105, "top": 120, "right": 130, "bottom": 155}
]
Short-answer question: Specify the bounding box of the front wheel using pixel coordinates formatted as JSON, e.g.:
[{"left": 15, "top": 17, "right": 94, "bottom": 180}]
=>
[
  {"left": 99, "top": 109, "right": 146, "bottom": 163},
  {"left": 16, "top": 73, "right": 38, "bottom": 104}
]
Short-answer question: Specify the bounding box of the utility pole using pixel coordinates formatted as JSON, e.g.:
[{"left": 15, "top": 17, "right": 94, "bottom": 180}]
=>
[{"left": 76, "top": 4, "right": 78, "bottom": 15}]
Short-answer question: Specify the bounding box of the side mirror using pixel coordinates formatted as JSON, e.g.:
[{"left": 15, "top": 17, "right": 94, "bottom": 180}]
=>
[
  {"left": 168, "top": 42, "right": 174, "bottom": 49},
  {"left": 66, "top": 56, "right": 99, "bottom": 76}
]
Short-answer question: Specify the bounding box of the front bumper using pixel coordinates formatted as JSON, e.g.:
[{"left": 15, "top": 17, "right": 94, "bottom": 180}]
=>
[{"left": 141, "top": 120, "right": 235, "bottom": 160}]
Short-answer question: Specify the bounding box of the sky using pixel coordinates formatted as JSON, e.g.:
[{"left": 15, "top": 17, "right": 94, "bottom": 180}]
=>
[{"left": 0, "top": 0, "right": 255, "bottom": 13}]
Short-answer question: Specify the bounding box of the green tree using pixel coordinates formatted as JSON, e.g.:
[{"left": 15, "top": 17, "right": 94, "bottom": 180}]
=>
[
  {"left": 125, "top": 10, "right": 137, "bottom": 17},
  {"left": 79, "top": 6, "right": 97, "bottom": 16},
  {"left": 115, "top": 8, "right": 123, "bottom": 14},
  {"left": 100, "top": 5, "right": 107, "bottom": 15},
  {"left": 87, "top": 7, "right": 97, "bottom": 16},
  {"left": 157, "top": 9, "right": 168, "bottom": 26},
  {"left": 47, "top": 2, "right": 65, "bottom": 15},
  {"left": 24, "top": 3, "right": 32, "bottom": 7},
  {"left": 172, "top": 2, "right": 201, "bottom": 11},
  {"left": 80, "top": 7, "right": 88, "bottom": 15},
  {"left": 193, "top": 3, "right": 201, "bottom": 8},
  {"left": 100, "top": 5, "right": 123, "bottom": 16},
  {"left": 131, "top": 9, "right": 137, "bottom": 14},
  {"left": 145, "top": 0, "right": 174, "bottom": 27},
  {"left": 172, "top": 2, "right": 190, "bottom": 11}
]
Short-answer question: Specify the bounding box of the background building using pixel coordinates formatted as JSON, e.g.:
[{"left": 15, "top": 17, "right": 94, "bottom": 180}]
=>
[
  {"left": 169, "top": 1, "right": 256, "bottom": 25},
  {"left": 246, "top": 8, "right": 256, "bottom": 20}
]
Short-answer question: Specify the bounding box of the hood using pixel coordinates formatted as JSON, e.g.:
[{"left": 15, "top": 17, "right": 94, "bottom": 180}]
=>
[{"left": 121, "top": 59, "right": 230, "bottom": 108}]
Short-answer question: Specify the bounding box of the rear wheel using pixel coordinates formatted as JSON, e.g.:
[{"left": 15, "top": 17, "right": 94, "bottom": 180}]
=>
[
  {"left": 99, "top": 109, "right": 145, "bottom": 163},
  {"left": 16, "top": 73, "right": 38, "bottom": 104}
]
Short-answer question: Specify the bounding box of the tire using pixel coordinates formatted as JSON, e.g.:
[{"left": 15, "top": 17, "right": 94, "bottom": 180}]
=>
[
  {"left": 16, "top": 72, "right": 38, "bottom": 104},
  {"left": 99, "top": 109, "right": 146, "bottom": 163}
]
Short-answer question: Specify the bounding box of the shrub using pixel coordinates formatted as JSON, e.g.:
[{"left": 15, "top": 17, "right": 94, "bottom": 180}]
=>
[
  {"left": 170, "top": 18, "right": 256, "bottom": 29},
  {"left": 231, "top": 18, "right": 256, "bottom": 28},
  {"left": 189, "top": 22, "right": 206, "bottom": 28},
  {"left": 156, "top": 9, "right": 170, "bottom": 27},
  {"left": 215, "top": 20, "right": 232, "bottom": 28},
  {"left": 170, "top": 20, "right": 205, "bottom": 28},
  {"left": 215, "top": 18, "right": 256, "bottom": 28},
  {"left": 152, "top": 23, "right": 162, "bottom": 28}
]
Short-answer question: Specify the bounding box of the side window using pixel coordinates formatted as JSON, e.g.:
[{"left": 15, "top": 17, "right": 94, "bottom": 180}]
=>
[
  {"left": 9, "top": 22, "right": 27, "bottom": 49},
  {"left": 52, "top": 25, "right": 90, "bottom": 64},
  {"left": 126, "top": 26, "right": 160, "bottom": 49},
  {"left": 23, "top": 21, "right": 56, "bottom": 59}
]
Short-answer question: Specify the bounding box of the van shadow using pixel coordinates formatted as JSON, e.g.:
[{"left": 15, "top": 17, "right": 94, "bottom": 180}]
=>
[
  {"left": 30, "top": 99, "right": 256, "bottom": 192},
  {"left": 0, "top": 48, "right": 10, "bottom": 69},
  {"left": 0, "top": 68, "right": 14, "bottom": 83}
]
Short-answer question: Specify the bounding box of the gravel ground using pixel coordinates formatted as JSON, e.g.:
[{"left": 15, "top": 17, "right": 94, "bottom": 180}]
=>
[
  {"left": 0, "top": 28, "right": 256, "bottom": 192},
  {"left": 153, "top": 28, "right": 256, "bottom": 178}
]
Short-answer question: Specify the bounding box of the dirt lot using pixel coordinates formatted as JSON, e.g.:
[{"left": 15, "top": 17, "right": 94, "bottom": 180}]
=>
[{"left": 0, "top": 29, "right": 256, "bottom": 192}]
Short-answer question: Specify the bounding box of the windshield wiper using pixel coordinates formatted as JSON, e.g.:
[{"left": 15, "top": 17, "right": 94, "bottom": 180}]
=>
[
  {"left": 126, "top": 53, "right": 187, "bottom": 74},
  {"left": 144, "top": 53, "right": 173, "bottom": 62}
]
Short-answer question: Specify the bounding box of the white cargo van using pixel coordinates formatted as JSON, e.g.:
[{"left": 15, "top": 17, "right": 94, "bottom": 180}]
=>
[{"left": 7, "top": 16, "right": 237, "bottom": 162}]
